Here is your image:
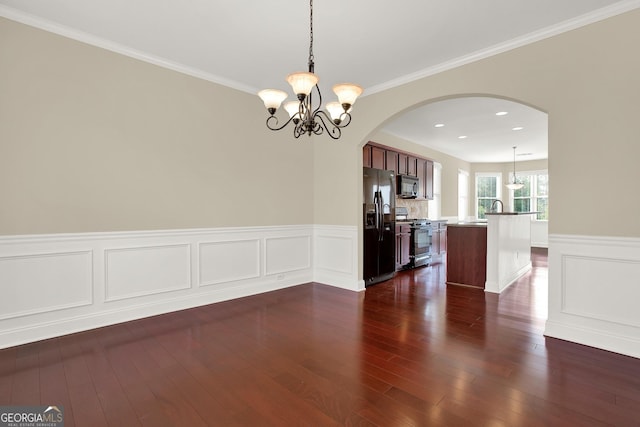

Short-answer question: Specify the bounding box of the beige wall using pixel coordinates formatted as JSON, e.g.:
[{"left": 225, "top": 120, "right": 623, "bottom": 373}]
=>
[
  {"left": 313, "top": 9, "right": 640, "bottom": 238},
  {"left": 0, "top": 17, "right": 314, "bottom": 235},
  {"left": 2, "top": 9, "right": 640, "bottom": 239}
]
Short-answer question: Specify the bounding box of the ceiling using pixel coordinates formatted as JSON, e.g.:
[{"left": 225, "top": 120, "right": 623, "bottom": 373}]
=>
[{"left": 2, "top": 0, "right": 638, "bottom": 162}]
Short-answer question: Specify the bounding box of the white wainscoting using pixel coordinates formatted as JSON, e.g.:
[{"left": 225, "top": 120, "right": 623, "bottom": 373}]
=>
[
  {"left": 545, "top": 234, "right": 640, "bottom": 359},
  {"left": 0, "top": 224, "right": 359, "bottom": 349},
  {"left": 313, "top": 225, "right": 362, "bottom": 291}
]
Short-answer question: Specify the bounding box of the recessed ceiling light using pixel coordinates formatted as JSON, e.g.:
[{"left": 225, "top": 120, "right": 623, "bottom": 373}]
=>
[
  {"left": 434, "top": 123, "right": 444, "bottom": 128},
  {"left": 512, "top": 126, "right": 524, "bottom": 131},
  {"left": 458, "top": 135, "right": 467, "bottom": 139},
  {"left": 496, "top": 111, "right": 508, "bottom": 116}
]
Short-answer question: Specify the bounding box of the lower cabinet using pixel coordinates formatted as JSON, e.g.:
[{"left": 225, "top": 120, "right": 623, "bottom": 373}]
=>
[
  {"left": 446, "top": 224, "right": 487, "bottom": 288},
  {"left": 396, "top": 223, "right": 411, "bottom": 270},
  {"left": 431, "top": 221, "right": 447, "bottom": 263}
]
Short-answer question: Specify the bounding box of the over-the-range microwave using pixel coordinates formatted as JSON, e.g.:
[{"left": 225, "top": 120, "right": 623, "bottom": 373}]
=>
[{"left": 397, "top": 174, "right": 419, "bottom": 199}]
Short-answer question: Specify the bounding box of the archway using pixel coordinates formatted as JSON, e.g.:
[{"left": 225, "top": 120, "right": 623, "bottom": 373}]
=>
[{"left": 358, "top": 94, "right": 549, "bottom": 293}]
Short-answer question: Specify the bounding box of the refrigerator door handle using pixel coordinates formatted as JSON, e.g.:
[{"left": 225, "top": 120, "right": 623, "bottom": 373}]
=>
[
  {"left": 378, "top": 192, "right": 384, "bottom": 242},
  {"left": 374, "top": 193, "right": 380, "bottom": 232}
]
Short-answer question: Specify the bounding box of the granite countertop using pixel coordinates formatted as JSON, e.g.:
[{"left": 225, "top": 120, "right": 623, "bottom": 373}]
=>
[
  {"left": 485, "top": 212, "right": 539, "bottom": 215},
  {"left": 449, "top": 222, "right": 487, "bottom": 227}
]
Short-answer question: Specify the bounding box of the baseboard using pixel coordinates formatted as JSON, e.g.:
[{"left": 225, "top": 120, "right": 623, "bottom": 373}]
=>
[
  {"left": 485, "top": 261, "right": 532, "bottom": 294},
  {"left": 545, "top": 319, "right": 640, "bottom": 359}
]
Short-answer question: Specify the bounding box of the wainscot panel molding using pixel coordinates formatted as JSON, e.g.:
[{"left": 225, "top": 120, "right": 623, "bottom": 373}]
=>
[
  {"left": 0, "top": 225, "right": 356, "bottom": 349},
  {"left": 313, "top": 225, "right": 362, "bottom": 291},
  {"left": 545, "top": 234, "right": 640, "bottom": 359}
]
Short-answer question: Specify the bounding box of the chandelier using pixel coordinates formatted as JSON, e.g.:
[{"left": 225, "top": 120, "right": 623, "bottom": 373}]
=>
[
  {"left": 257, "top": 0, "right": 363, "bottom": 140},
  {"left": 506, "top": 146, "right": 524, "bottom": 190}
]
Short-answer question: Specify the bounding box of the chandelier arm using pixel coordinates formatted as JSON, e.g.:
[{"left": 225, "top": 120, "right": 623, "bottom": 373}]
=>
[
  {"left": 313, "top": 111, "right": 342, "bottom": 140},
  {"left": 265, "top": 114, "right": 299, "bottom": 132},
  {"left": 338, "top": 111, "right": 353, "bottom": 127},
  {"left": 315, "top": 109, "right": 352, "bottom": 129},
  {"left": 310, "top": 83, "right": 323, "bottom": 116}
]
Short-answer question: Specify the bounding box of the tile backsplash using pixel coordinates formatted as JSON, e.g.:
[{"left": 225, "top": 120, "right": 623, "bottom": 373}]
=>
[{"left": 396, "top": 198, "right": 428, "bottom": 219}]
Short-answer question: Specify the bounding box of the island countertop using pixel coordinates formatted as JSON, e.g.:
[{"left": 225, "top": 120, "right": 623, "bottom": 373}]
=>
[
  {"left": 449, "top": 222, "right": 487, "bottom": 227},
  {"left": 485, "top": 212, "right": 539, "bottom": 215}
]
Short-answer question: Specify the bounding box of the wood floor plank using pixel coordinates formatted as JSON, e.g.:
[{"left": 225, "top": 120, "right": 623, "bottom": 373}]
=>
[{"left": 1, "top": 249, "right": 640, "bottom": 425}]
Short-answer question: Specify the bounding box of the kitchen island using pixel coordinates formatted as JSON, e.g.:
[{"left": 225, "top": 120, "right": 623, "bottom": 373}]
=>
[
  {"left": 446, "top": 212, "right": 537, "bottom": 292},
  {"left": 485, "top": 212, "right": 537, "bottom": 293},
  {"left": 446, "top": 222, "right": 487, "bottom": 289}
]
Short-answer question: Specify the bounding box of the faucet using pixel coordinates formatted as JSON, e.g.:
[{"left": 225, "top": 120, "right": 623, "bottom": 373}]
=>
[{"left": 490, "top": 199, "right": 503, "bottom": 213}]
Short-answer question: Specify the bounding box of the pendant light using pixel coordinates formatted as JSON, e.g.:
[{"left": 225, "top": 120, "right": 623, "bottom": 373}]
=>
[
  {"left": 257, "top": 0, "right": 363, "bottom": 140},
  {"left": 506, "top": 146, "right": 524, "bottom": 190}
]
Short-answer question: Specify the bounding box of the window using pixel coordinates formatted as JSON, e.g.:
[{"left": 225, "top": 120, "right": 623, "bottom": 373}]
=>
[
  {"left": 428, "top": 162, "right": 442, "bottom": 220},
  {"left": 475, "top": 173, "right": 502, "bottom": 219},
  {"left": 458, "top": 169, "right": 469, "bottom": 221},
  {"left": 511, "top": 171, "right": 549, "bottom": 220}
]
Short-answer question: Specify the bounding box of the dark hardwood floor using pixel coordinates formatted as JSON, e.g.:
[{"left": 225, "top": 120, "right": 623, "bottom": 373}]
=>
[{"left": 2, "top": 248, "right": 640, "bottom": 426}]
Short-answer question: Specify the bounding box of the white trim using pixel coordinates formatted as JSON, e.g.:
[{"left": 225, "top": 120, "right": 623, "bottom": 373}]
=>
[
  {"left": 474, "top": 172, "right": 503, "bottom": 219},
  {"left": 365, "top": 0, "right": 640, "bottom": 95},
  {"left": 3, "top": 1, "right": 639, "bottom": 96},
  {"left": 0, "top": 224, "right": 359, "bottom": 349},
  {"left": 0, "top": 5, "right": 256, "bottom": 94},
  {"left": 313, "top": 225, "right": 361, "bottom": 292},
  {"left": 546, "top": 233, "right": 640, "bottom": 358}
]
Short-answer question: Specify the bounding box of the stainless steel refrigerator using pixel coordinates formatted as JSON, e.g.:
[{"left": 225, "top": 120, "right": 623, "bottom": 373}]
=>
[{"left": 363, "top": 167, "right": 396, "bottom": 286}]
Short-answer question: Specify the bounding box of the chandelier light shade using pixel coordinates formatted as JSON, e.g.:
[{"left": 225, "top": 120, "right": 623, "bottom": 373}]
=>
[
  {"left": 257, "top": 89, "right": 288, "bottom": 115},
  {"left": 257, "top": 0, "right": 362, "bottom": 139},
  {"left": 506, "top": 146, "right": 524, "bottom": 190},
  {"left": 286, "top": 72, "right": 318, "bottom": 98},
  {"left": 333, "top": 83, "right": 363, "bottom": 109}
]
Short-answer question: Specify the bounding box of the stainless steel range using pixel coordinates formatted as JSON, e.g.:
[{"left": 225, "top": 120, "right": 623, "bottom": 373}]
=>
[
  {"left": 409, "top": 219, "right": 432, "bottom": 268},
  {"left": 395, "top": 208, "right": 432, "bottom": 269}
]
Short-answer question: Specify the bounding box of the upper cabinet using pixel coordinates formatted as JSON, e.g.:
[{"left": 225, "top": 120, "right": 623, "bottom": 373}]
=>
[
  {"left": 385, "top": 151, "right": 399, "bottom": 174},
  {"left": 425, "top": 160, "right": 434, "bottom": 200},
  {"left": 363, "top": 142, "right": 434, "bottom": 200},
  {"left": 363, "top": 145, "right": 386, "bottom": 169}
]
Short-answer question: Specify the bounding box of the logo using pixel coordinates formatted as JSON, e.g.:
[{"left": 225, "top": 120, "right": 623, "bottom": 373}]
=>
[{"left": 0, "top": 406, "right": 64, "bottom": 427}]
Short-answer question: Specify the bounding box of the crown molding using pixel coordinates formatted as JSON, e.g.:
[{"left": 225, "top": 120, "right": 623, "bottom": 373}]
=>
[
  {"left": 3, "top": 1, "right": 640, "bottom": 97},
  {"left": 0, "top": 5, "right": 256, "bottom": 94},
  {"left": 364, "top": 0, "right": 640, "bottom": 96}
]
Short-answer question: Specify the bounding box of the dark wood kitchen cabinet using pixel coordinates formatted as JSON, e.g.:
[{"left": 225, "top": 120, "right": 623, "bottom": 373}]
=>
[
  {"left": 408, "top": 156, "right": 418, "bottom": 176},
  {"left": 398, "top": 154, "right": 418, "bottom": 177},
  {"left": 416, "top": 160, "right": 425, "bottom": 198},
  {"left": 446, "top": 224, "right": 487, "bottom": 288},
  {"left": 395, "top": 223, "right": 411, "bottom": 270},
  {"left": 430, "top": 221, "right": 447, "bottom": 264},
  {"left": 398, "top": 153, "right": 409, "bottom": 175},
  {"left": 363, "top": 145, "right": 372, "bottom": 168},
  {"left": 363, "top": 142, "right": 434, "bottom": 200},
  {"left": 363, "top": 145, "right": 386, "bottom": 169},
  {"left": 425, "top": 160, "right": 434, "bottom": 200},
  {"left": 386, "top": 150, "right": 399, "bottom": 174}
]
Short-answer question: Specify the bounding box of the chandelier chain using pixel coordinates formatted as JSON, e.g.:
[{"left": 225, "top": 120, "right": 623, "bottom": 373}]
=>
[{"left": 308, "top": 0, "right": 314, "bottom": 66}]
